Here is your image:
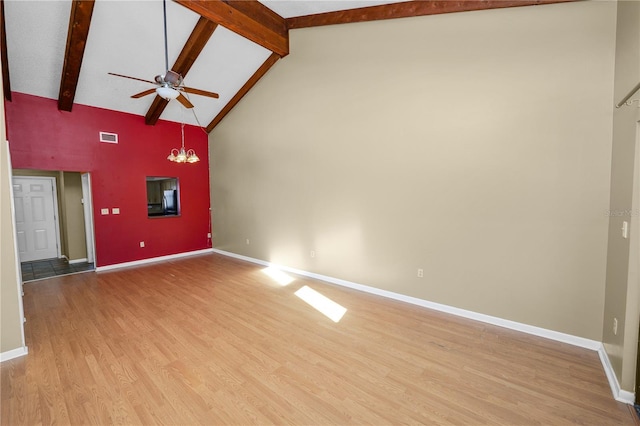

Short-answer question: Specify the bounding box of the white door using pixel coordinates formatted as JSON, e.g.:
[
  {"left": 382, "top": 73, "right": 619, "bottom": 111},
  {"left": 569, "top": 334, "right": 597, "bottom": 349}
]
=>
[
  {"left": 12, "top": 177, "right": 61, "bottom": 262},
  {"left": 81, "top": 173, "right": 95, "bottom": 264}
]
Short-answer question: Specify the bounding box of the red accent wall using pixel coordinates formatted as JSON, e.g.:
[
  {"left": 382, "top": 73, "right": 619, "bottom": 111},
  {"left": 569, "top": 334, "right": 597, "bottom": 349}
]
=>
[{"left": 6, "top": 93, "right": 211, "bottom": 267}]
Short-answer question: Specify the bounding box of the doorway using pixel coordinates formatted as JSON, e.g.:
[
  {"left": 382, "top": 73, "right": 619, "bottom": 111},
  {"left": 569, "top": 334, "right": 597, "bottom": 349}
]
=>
[{"left": 12, "top": 170, "right": 97, "bottom": 281}]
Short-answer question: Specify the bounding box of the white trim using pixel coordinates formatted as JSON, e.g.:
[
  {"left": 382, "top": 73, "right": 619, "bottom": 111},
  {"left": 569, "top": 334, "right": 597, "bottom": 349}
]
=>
[
  {"left": 213, "top": 250, "right": 638, "bottom": 401},
  {"left": 96, "top": 248, "right": 214, "bottom": 272},
  {"left": 212, "top": 249, "right": 601, "bottom": 351},
  {"left": 50, "top": 177, "right": 62, "bottom": 260},
  {"left": 0, "top": 346, "right": 28, "bottom": 362},
  {"left": 81, "top": 173, "right": 96, "bottom": 264},
  {"left": 68, "top": 258, "right": 88, "bottom": 264},
  {"left": 214, "top": 249, "right": 640, "bottom": 403},
  {"left": 92, "top": 247, "right": 637, "bottom": 404},
  {"left": 5, "top": 141, "right": 27, "bottom": 352},
  {"left": 598, "top": 345, "right": 636, "bottom": 404}
]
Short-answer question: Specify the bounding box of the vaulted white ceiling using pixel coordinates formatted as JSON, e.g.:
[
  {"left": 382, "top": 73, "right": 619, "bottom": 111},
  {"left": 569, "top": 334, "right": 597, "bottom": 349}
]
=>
[{"left": 2, "top": 0, "right": 564, "bottom": 130}]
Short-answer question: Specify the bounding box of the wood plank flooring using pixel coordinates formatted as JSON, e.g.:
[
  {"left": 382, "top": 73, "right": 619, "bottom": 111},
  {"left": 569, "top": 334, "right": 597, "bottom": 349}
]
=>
[{"left": 1, "top": 253, "right": 636, "bottom": 425}]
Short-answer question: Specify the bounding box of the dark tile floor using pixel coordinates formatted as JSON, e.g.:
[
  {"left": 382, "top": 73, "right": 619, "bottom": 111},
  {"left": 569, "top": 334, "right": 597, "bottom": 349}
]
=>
[{"left": 21, "top": 258, "right": 95, "bottom": 282}]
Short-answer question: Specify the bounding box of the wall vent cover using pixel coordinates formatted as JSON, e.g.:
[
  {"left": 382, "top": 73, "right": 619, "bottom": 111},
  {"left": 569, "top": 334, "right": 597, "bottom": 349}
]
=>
[{"left": 99, "top": 132, "right": 118, "bottom": 144}]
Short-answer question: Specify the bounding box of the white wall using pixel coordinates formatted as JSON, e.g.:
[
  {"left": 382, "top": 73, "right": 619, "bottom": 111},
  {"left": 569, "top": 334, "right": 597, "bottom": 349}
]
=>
[{"left": 210, "top": 1, "right": 617, "bottom": 340}]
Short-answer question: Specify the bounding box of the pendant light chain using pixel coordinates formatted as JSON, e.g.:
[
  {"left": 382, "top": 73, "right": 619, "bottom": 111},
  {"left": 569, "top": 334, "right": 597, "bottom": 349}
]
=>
[{"left": 181, "top": 122, "right": 185, "bottom": 149}]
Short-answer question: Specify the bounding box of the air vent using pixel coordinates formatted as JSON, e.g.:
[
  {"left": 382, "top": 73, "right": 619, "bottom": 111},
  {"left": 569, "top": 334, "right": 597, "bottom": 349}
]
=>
[{"left": 99, "top": 132, "right": 118, "bottom": 144}]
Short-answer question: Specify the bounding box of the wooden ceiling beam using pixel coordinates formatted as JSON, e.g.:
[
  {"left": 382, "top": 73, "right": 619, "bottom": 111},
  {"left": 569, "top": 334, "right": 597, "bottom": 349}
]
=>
[
  {"left": 1, "top": 0, "right": 11, "bottom": 101},
  {"left": 206, "top": 52, "right": 279, "bottom": 132},
  {"left": 286, "top": 0, "right": 578, "bottom": 29},
  {"left": 58, "top": 0, "right": 95, "bottom": 112},
  {"left": 145, "top": 17, "right": 218, "bottom": 125},
  {"left": 174, "top": 0, "right": 288, "bottom": 57}
]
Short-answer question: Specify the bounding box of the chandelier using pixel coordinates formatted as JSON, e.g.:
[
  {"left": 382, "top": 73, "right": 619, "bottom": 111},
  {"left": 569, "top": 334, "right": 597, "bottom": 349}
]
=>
[{"left": 167, "top": 123, "right": 199, "bottom": 163}]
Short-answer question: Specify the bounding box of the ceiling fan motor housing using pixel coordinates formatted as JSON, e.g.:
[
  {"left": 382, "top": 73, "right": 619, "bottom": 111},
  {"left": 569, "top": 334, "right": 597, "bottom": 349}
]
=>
[{"left": 158, "top": 70, "right": 183, "bottom": 87}]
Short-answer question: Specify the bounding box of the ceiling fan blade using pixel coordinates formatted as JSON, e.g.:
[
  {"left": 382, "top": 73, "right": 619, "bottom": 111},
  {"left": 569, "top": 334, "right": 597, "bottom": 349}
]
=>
[
  {"left": 131, "top": 89, "right": 157, "bottom": 99},
  {"left": 108, "top": 72, "right": 156, "bottom": 85},
  {"left": 176, "top": 93, "right": 194, "bottom": 109},
  {"left": 182, "top": 86, "right": 219, "bottom": 99}
]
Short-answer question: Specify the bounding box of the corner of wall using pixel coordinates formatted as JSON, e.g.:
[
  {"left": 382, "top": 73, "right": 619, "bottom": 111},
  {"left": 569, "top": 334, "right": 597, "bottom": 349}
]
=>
[
  {"left": 602, "top": 0, "right": 640, "bottom": 395},
  {"left": 0, "top": 102, "right": 27, "bottom": 354}
]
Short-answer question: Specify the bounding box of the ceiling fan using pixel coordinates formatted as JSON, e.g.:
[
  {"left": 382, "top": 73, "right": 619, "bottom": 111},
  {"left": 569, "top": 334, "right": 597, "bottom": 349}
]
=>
[{"left": 108, "top": 0, "right": 218, "bottom": 109}]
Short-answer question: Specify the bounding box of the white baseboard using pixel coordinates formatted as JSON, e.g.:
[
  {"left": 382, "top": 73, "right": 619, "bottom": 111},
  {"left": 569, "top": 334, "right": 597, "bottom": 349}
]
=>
[
  {"left": 212, "top": 249, "right": 600, "bottom": 350},
  {"left": 212, "top": 248, "right": 633, "bottom": 403},
  {"left": 0, "top": 346, "right": 28, "bottom": 362},
  {"left": 598, "top": 346, "right": 636, "bottom": 404},
  {"left": 68, "top": 258, "right": 88, "bottom": 264},
  {"left": 96, "top": 248, "right": 214, "bottom": 272}
]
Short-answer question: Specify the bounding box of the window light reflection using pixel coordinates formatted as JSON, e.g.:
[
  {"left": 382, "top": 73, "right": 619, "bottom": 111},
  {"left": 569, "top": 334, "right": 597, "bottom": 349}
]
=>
[
  {"left": 294, "top": 285, "right": 347, "bottom": 323},
  {"left": 262, "top": 266, "right": 295, "bottom": 286}
]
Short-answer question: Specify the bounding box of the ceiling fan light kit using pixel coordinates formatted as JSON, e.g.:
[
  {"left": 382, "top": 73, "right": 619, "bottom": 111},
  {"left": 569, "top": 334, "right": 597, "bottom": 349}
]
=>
[{"left": 156, "top": 85, "right": 180, "bottom": 100}]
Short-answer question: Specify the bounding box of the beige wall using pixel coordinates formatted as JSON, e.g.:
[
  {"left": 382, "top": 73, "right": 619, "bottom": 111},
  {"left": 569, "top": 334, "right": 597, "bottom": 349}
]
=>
[
  {"left": 1, "top": 81, "right": 25, "bottom": 354},
  {"left": 62, "top": 172, "right": 87, "bottom": 261},
  {"left": 210, "top": 1, "right": 617, "bottom": 340},
  {"left": 603, "top": 0, "right": 640, "bottom": 392}
]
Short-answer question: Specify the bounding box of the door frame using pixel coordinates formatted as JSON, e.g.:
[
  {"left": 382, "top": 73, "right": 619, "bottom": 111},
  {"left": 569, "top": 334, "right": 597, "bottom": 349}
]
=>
[
  {"left": 633, "top": 120, "right": 640, "bottom": 403},
  {"left": 81, "top": 173, "right": 96, "bottom": 264},
  {"left": 13, "top": 175, "right": 62, "bottom": 262}
]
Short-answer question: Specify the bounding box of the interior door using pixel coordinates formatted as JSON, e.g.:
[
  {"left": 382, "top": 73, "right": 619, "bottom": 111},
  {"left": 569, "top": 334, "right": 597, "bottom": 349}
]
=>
[{"left": 12, "top": 176, "right": 60, "bottom": 262}]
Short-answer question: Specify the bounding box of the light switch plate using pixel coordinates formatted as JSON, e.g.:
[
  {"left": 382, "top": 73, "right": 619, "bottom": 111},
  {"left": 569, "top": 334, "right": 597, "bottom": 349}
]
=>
[
  {"left": 101, "top": 208, "right": 109, "bottom": 215},
  {"left": 112, "top": 208, "right": 120, "bottom": 215}
]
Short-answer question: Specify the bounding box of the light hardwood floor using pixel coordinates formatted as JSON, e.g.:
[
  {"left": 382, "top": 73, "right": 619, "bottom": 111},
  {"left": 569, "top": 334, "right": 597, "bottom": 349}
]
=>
[{"left": 1, "top": 253, "right": 637, "bottom": 425}]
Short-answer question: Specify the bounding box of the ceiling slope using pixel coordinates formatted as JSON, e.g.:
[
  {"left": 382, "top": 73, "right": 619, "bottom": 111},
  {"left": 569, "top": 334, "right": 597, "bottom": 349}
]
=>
[
  {"left": 3, "top": 0, "right": 583, "bottom": 132},
  {"left": 58, "top": 0, "right": 95, "bottom": 112}
]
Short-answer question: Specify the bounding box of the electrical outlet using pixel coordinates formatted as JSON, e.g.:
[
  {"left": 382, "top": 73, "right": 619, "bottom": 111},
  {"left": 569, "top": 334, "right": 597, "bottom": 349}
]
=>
[
  {"left": 310, "top": 250, "right": 316, "bottom": 258},
  {"left": 140, "top": 241, "right": 145, "bottom": 248},
  {"left": 613, "top": 318, "right": 618, "bottom": 335},
  {"left": 246, "top": 238, "right": 250, "bottom": 245},
  {"left": 622, "top": 221, "right": 629, "bottom": 239},
  {"left": 207, "top": 232, "right": 212, "bottom": 238},
  {"left": 417, "top": 268, "right": 424, "bottom": 278}
]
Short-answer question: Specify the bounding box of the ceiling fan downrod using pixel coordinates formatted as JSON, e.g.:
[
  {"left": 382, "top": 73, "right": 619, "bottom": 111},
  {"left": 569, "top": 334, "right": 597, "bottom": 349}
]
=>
[{"left": 162, "top": 0, "right": 170, "bottom": 74}]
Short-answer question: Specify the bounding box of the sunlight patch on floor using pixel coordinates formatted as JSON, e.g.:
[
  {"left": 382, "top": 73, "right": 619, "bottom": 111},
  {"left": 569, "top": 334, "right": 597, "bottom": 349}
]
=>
[
  {"left": 294, "top": 285, "right": 347, "bottom": 323},
  {"left": 262, "top": 266, "right": 295, "bottom": 286}
]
